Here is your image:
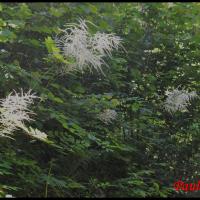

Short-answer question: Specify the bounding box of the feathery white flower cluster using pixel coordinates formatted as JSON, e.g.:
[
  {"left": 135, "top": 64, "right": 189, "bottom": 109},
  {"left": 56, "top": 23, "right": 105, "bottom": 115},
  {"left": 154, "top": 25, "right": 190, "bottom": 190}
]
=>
[
  {"left": 0, "top": 89, "right": 47, "bottom": 141},
  {"left": 98, "top": 109, "right": 117, "bottom": 124},
  {"left": 20, "top": 126, "right": 47, "bottom": 141},
  {"left": 55, "top": 19, "right": 122, "bottom": 74},
  {"left": 164, "top": 87, "right": 198, "bottom": 114}
]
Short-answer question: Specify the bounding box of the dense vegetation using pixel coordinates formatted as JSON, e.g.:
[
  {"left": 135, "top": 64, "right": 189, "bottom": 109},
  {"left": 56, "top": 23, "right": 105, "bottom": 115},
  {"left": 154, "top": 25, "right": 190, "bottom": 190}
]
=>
[{"left": 0, "top": 3, "right": 200, "bottom": 197}]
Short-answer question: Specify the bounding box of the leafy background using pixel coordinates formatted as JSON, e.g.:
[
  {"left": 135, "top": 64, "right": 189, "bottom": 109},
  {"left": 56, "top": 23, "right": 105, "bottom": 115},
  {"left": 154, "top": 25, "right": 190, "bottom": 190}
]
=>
[{"left": 0, "top": 2, "right": 200, "bottom": 197}]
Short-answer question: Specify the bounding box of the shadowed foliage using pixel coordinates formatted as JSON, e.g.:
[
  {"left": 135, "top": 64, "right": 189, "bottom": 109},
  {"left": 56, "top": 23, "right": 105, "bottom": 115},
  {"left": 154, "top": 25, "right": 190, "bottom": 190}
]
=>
[{"left": 0, "top": 3, "right": 200, "bottom": 198}]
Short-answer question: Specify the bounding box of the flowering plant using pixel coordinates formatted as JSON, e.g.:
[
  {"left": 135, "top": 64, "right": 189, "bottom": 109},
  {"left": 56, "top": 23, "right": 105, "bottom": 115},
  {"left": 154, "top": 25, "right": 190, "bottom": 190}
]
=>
[
  {"left": 55, "top": 19, "right": 122, "bottom": 74},
  {"left": 0, "top": 89, "right": 47, "bottom": 141},
  {"left": 164, "top": 87, "right": 198, "bottom": 114}
]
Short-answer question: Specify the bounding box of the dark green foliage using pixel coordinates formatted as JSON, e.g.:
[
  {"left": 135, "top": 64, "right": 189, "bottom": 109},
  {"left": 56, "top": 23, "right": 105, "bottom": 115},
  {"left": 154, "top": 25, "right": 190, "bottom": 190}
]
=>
[{"left": 0, "top": 3, "right": 200, "bottom": 197}]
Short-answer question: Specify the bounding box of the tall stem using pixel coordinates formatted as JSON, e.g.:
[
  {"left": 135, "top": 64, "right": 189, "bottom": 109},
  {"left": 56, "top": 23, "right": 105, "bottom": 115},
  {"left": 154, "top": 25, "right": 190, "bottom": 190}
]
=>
[{"left": 44, "top": 159, "right": 53, "bottom": 198}]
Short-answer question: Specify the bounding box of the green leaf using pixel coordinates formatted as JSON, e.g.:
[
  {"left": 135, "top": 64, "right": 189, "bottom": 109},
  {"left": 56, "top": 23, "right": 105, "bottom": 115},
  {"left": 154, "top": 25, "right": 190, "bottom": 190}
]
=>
[
  {"left": 18, "top": 3, "right": 32, "bottom": 19},
  {"left": 45, "top": 36, "right": 70, "bottom": 64},
  {"left": 47, "top": 92, "right": 64, "bottom": 104},
  {"left": 0, "top": 29, "right": 16, "bottom": 42},
  {"left": 131, "top": 102, "right": 141, "bottom": 112},
  {"left": 0, "top": 19, "right": 6, "bottom": 27},
  {"left": 111, "top": 99, "right": 120, "bottom": 106}
]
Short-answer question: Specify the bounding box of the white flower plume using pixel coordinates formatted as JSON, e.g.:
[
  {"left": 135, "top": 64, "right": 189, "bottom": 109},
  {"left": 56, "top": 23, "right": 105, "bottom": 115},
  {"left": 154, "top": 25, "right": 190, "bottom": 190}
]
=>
[
  {"left": 98, "top": 109, "right": 117, "bottom": 124},
  {"left": 164, "top": 87, "right": 198, "bottom": 114},
  {"left": 0, "top": 89, "right": 47, "bottom": 141},
  {"left": 55, "top": 19, "right": 122, "bottom": 74},
  {"left": 20, "top": 126, "right": 47, "bottom": 141}
]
